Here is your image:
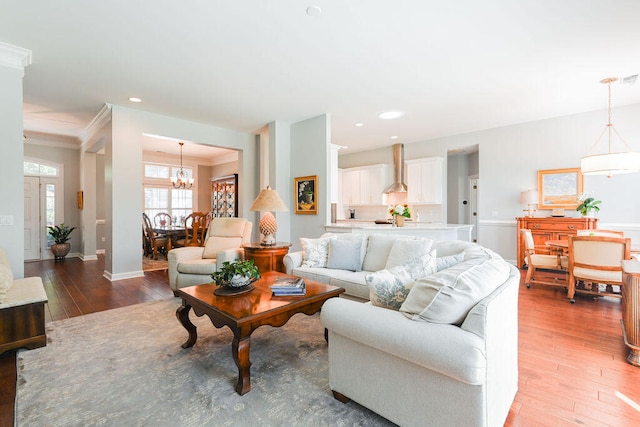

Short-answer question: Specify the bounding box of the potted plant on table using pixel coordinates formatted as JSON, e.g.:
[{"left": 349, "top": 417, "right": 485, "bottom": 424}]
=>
[
  {"left": 389, "top": 204, "right": 411, "bottom": 227},
  {"left": 47, "top": 223, "right": 76, "bottom": 261},
  {"left": 576, "top": 197, "right": 601, "bottom": 217},
  {"left": 212, "top": 260, "right": 261, "bottom": 292}
]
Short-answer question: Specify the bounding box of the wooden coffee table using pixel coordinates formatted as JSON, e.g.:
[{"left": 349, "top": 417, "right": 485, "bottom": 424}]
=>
[{"left": 175, "top": 271, "right": 344, "bottom": 395}]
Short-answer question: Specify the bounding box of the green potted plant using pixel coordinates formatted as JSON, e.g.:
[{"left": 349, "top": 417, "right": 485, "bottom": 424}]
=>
[
  {"left": 212, "top": 260, "right": 261, "bottom": 289},
  {"left": 576, "top": 197, "right": 601, "bottom": 217},
  {"left": 47, "top": 223, "right": 76, "bottom": 260}
]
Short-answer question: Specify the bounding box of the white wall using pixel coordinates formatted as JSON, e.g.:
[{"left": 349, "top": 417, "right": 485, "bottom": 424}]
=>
[
  {"left": 0, "top": 61, "right": 26, "bottom": 276},
  {"left": 290, "top": 115, "right": 331, "bottom": 251},
  {"left": 340, "top": 103, "right": 640, "bottom": 263}
]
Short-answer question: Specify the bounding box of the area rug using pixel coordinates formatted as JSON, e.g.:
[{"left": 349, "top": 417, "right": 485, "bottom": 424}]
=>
[
  {"left": 142, "top": 254, "right": 168, "bottom": 272},
  {"left": 16, "top": 298, "right": 393, "bottom": 426}
]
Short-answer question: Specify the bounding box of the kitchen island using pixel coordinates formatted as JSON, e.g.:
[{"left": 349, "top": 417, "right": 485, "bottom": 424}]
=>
[{"left": 324, "top": 221, "right": 474, "bottom": 241}]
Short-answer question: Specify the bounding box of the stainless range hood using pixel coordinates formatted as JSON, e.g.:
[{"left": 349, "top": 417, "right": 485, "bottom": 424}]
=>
[{"left": 383, "top": 143, "right": 408, "bottom": 193}]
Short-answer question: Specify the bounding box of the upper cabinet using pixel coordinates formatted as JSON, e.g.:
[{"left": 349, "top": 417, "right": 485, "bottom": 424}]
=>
[
  {"left": 405, "top": 157, "right": 444, "bottom": 204},
  {"left": 341, "top": 164, "right": 390, "bottom": 206}
]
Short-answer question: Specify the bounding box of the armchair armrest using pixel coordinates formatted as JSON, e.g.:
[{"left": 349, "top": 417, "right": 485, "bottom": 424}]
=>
[
  {"left": 283, "top": 251, "right": 303, "bottom": 275},
  {"left": 168, "top": 246, "right": 205, "bottom": 289}
]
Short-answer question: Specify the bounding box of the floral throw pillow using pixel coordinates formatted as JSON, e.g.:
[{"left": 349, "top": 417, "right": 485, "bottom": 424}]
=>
[
  {"left": 300, "top": 237, "right": 330, "bottom": 268},
  {"left": 366, "top": 252, "right": 438, "bottom": 310}
]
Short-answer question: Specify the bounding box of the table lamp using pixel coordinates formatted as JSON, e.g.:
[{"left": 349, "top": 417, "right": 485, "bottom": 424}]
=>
[
  {"left": 249, "top": 186, "right": 289, "bottom": 246},
  {"left": 520, "top": 189, "right": 539, "bottom": 217}
]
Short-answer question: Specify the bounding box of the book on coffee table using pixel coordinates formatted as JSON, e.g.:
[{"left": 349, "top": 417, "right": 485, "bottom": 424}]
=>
[{"left": 270, "top": 277, "right": 306, "bottom": 296}]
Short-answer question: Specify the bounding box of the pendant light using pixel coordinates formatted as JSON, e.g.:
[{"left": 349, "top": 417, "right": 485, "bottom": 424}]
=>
[
  {"left": 171, "top": 142, "right": 194, "bottom": 189},
  {"left": 580, "top": 77, "right": 640, "bottom": 178}
]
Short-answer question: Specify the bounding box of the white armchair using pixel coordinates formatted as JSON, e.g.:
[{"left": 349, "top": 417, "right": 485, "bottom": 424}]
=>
[{"left": 168, "top": 217, "right": 252, "bottom": 292}]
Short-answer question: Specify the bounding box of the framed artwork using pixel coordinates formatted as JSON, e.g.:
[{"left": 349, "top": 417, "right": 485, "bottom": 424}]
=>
[
  {"left": 77, "top": 191, "right": 83, "bottom": 210},
  {"left": 294, "top": 175, "right": 318, "bottom": 214},
  {"left": 537, "top": 168, "right": 583, "bottom": 209}
]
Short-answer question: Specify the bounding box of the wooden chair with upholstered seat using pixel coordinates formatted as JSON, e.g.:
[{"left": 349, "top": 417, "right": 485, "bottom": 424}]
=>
[
  {"left": 521, "top": 228, "right": 568, "bottom": 291},
  {"left": 153, "top": 212, "right": 172, "bottom": 227},
  {"left": 175, "top": 212, "right": 208, "bottom": 247},
  {"left": 142, "top": 213, "right": 169, "bottom": 260},
  {"left": 567, "top": 234, "right": 631, "bottom": 303},
  {"left": 577, "top": 229, "right": 624, "bottom": 238}
]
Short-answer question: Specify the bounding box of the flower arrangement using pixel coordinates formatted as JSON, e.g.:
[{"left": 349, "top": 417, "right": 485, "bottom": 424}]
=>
[{"left": 389, "top": 204, "right": 411, "bottom": 218}]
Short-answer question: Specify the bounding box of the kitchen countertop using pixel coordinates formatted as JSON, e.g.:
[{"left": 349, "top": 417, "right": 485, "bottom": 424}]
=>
[{"left": 324, "top": 221, "right": 474, "bottom": 241}]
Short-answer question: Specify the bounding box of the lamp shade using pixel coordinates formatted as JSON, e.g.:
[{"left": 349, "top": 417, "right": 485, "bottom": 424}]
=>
[
  {"left": 520, "top": 190, "right": 539, "bottom": 205},
  {"left": 581, "top": 152, "right": 640, "bottom": 176},
  {"left": 249, "top": 186, "right": 288, "bottom": 246},
  {"left": 249, "top": 186, "right": 288, "bottom": 212}
]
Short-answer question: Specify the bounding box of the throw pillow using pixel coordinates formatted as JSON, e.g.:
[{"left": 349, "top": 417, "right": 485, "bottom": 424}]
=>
[
  {"left": 400, "top": 248, "right": 510, "bottom": 325},
  {"left": 331, "top": 233, "right": 368, "bottom": 269},
  {"left": 366, "top": 267, "right": 414, "bottom": 310},
  {"left": 326, "top": 239, "right": 362, "bottom": 271},
  {"left": 202, "top": 236, "right": 243, "bottom": 259},
  {"left": 362, "top": 234, "right": 412, "bottom": 272},
  {"left": 385, "top": 238, "right": 434, "bottom": 269},
  {"left": 0, "top": 264, "right": 13, "bottom": 303},
  {"left": 300, "top": 237, "right": 330, "bottom": 268},
  {"left": 366, "top": 252, "right": 438, "bottom": 310},
  {"left": 436, "top": 252, "right": 465, "bottom": 271}
]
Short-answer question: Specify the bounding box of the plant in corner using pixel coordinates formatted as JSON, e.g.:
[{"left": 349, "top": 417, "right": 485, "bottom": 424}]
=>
[
  {"left": 211, "top": 260, "right": 261, "bottom": 288},
  {"left": 576, "top": 197, "right": 601, "bottom": 217},
  {"left": 47, "top": 223, "right": 76, "bottom": 261}
]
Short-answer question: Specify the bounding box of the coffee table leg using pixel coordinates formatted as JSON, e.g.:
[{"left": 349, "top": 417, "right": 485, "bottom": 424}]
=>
[
  {"left": 232, "top": 334, "right": 251, "bottom": 395},
  {"left": 176, "top": 302, "right": 197, "bottom": 348}
]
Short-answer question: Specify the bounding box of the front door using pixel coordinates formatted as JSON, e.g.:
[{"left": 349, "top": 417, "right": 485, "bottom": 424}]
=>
[{"left": 24, "top": 176, "right": 40, "bottom": 260}]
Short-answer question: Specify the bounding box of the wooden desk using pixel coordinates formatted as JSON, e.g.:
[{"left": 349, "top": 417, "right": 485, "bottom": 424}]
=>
[{"left": 243, "top": 242, "right": 291, "bottom": 273}]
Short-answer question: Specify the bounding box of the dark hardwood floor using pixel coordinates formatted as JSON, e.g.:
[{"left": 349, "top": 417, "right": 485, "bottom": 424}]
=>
[{"left": 1, "top": 259, "right": 640, "bottom": 426}]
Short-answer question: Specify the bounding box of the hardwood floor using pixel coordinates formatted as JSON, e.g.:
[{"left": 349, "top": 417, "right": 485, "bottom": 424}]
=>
[{"left": 1, "top": 260, "right": 640, "bottom": 426}]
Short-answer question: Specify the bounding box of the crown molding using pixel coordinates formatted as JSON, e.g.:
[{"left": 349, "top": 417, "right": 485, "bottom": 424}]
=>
[
  {"left": 80, "top": 103, "right": 112, "bottom": 146},
  {"left": 0, "top": 42, "right": 32, "bottom": 76}
]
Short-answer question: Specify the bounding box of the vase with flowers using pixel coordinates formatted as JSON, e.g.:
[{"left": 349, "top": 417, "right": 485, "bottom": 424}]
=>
[{"left": 389, "top": 204, "right": 411, "bottom": 227}]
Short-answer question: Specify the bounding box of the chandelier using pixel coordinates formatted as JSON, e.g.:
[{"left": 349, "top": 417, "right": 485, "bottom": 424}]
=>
[
  {"left": 170, "top": 142, "right": 194, "bottom": 189},
  {"left": 581, "top": 77, "right": 640, "bottom": 178}
]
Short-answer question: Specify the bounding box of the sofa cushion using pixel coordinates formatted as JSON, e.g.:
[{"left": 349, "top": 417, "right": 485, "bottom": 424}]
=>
[
  {"left": 400, "top": 248, "right": 510, "bottom": 325},
  {"left": 367, "top": 252, "right": 438, "bottom": 310},
  {"left": 0, "top": 263, "right": 13, "bottom": 303},
  {"left": 176, "top": 259, "right": 218, "bottom": 275},
  {"left": 327, "top": 239, "right": 362, "bottom": 271},
  {"left": 202, "top": 236, "right": 243, "bottom": 259},
  {"left": 436, "top": 252, "right": 465, "bottom": 271},
  {"left": 385, "top": 238, "right": 433, "bottom": 269},
  {"left": 362, "top": 234, "right": 413, "bottom": 272},
  {"left": 301, "top": 237, "right": 330, "bottom": 267}
]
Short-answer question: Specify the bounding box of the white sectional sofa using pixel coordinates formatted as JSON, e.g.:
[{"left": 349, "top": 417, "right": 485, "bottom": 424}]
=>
[
  {"left": 285, "top": 233, "right": 519, "bottom": 426},
  {"left": 283, "top": 232, "right": 477, "bottom": 301}
]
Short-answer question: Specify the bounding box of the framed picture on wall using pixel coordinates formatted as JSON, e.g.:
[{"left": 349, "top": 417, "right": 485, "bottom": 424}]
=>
[
  {"left": 537, "top": 168, "right": 583, "bottom": 209},
  {"left": 294, "top": 175, "right": 318, "bottom": 214}
]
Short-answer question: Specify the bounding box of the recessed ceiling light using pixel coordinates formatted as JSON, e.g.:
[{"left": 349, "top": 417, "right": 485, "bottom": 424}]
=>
[
  {"left": 378, "top": 111, "right": 404, "bottom": 120},
  {"left": 354, "top": 123, "right": 364, "bottom": 127},
  {"left": 128, "top": 97, "right": 142, "bottom": 103},
  {"left": 306, "top": 5, "right": 322, "bottom": 16},
  {"left": 390, "top": 136, "right": 398, "bottom": 139}
]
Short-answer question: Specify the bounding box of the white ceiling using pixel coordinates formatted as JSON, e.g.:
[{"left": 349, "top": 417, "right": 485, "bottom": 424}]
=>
[{"left": 3, "top": 1, "right": 640, "bottom": 154}]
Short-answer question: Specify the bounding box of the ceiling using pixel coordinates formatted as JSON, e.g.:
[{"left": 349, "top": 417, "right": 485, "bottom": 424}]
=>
[{"left": 2, "top": 1, "right": 640, "bottom": 155}]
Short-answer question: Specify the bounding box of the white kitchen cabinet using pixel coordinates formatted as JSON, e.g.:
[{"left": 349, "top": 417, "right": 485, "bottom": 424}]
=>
[
  {"left": 405, "top": 157, "right": 443, "bottom": 204},
  {"left": 340, "top": 164, "right": 389, "bottom": 206}
]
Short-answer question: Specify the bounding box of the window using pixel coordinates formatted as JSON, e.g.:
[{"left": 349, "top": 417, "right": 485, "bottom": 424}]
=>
[
  {"left": 24, "top": 159, "right": 59, "bottom": 177},
  {"left": 143, "top": 162, "right": 193, "bottom": 224},
  {"left": 45, "top": 184, "right": 56, "bottom": 248}
]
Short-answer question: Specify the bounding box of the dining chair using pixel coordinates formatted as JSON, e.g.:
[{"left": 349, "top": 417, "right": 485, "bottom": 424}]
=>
[
  {"left": 153, "top": 212, "right": 172, "bottom": 227},
  {"left": 567, "top": 234, "right": 631, "bottom": 303},
  {"left": 175, "top": 212, "right": 208, "bottom": 247},
  {"left": 142, "top": 213, "right": 169, "bottom": 260},
  {"left": 521, "top": 229, "right": 568, "bottom": 291},
  {"left": 577, "top": 229, "right": 624, "bottom": 238}
]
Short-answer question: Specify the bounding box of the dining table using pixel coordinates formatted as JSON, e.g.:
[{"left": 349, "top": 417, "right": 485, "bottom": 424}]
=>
[{"left": 153, "top": 225, "right": 186, "bottom": 251}]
